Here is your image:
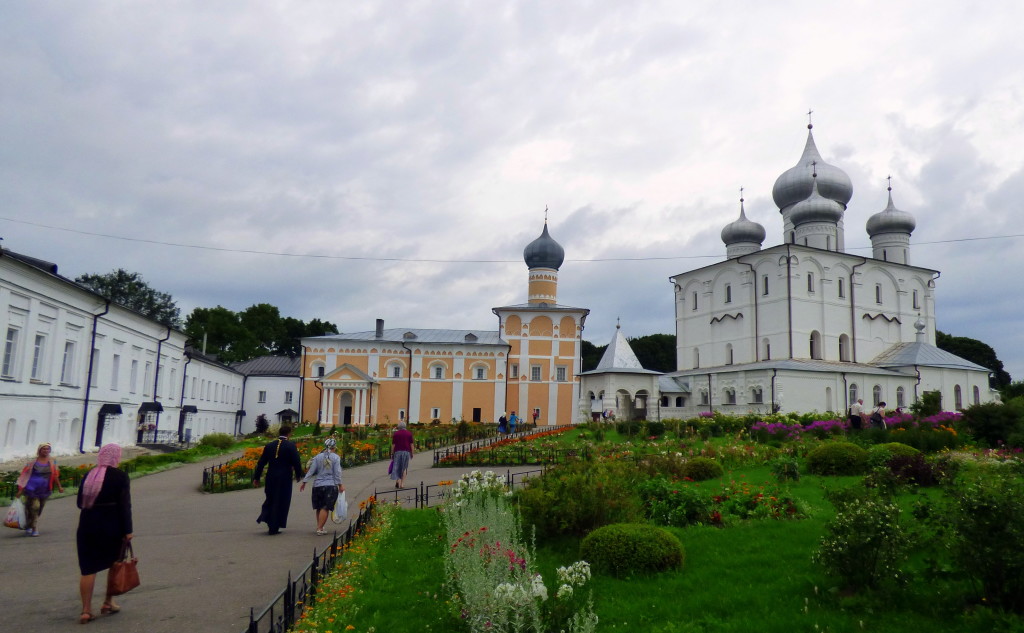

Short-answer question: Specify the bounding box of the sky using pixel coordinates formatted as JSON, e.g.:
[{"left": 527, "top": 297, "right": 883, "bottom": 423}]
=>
[{"left": 2, "top": 1, "right": 1023, "bottom": 380}]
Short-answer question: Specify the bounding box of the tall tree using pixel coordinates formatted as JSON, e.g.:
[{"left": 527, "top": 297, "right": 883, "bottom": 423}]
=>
[
  {"left": 628, "top": 333, "right": 677, "bottom": 372},
  {"left": 184, "top": 306, "right": 253, "bottom": 362},
  {"left": 75, "top": 268, "right": 181, "bottom": 328},
  {"left": 936, "top": 330, "right": 1011, "bottom": 389},
  {"left": 184, "top": 304, "right": 338, "bottom": 362}
]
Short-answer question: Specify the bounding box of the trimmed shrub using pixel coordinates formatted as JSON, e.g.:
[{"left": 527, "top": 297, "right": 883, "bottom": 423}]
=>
[
  {"left": 616, "top": 420, "right": 643, "bottom": 437},
  {"left": 866, "top": 442, "right": 921, "bottom": 469},
  {"left": 198, "top": 433, "right": 235, "bottom": 450},
  {"left": 254, "top": 414, "right": 270, "bottom": 434},
  {"left": 769, "top": 456, "right": 801, "bottom": 483},
  {"left": 806, "top": 442, "right": 868, "bottom": 476},
  {"left": 681, "top": 457, "right": 723, "bottom": 481},
  {"left": 645, "top": 421, "right": 666, "bottom": 437},
  {"left": 580, "top": 523, "right": 684, "bottom": 578},
  {"left": 516, "top": 460, "right": 643, "bottom": 537}
]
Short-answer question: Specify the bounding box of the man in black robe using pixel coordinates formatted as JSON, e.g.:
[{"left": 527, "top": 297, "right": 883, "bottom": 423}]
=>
[{"left": 253, "top": 425, "right": 303, "bottom": 535}]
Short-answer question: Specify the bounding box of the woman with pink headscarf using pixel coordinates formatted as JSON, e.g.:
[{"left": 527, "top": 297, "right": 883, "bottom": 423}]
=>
[{"left": 76, "top": 444, "right": 133, "bottom": 624}]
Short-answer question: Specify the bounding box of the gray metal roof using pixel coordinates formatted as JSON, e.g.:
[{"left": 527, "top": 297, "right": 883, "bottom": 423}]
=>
[
  {"left": 582, "top": 328, "right": 660, "bottom": 376},
  {"left": 658, "top": 375, "right": 692, "bottom": 393},
  {"left": 231, "top": 355, "right": 301, "bottom": 376},
  {"left": 871, "top": 342, "right": 989, "bottom": 372},
  {"left": 305, "top": 328, "right": 506, "bottom": 346}
]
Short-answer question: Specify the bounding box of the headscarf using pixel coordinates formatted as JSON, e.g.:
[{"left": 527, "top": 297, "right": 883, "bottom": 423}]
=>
[
  {"left": 80, "top": 444, "right": 122, "bottom": 510},
  {"left": 323, "top": 438, "right": 337, "bottom": 450},
  {"left": 36, "top": 442, "right": 52, "bottom": 459}
]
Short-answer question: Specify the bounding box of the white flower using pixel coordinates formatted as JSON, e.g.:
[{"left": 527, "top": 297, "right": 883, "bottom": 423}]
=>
[
  {"left": 530, "top": 575, "right": 548, "bottom": 601},
  {"left": 556, "top": 584, "right": 573, "bottom": 599}
]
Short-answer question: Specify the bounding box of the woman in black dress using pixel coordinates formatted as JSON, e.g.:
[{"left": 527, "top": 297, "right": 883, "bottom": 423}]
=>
[{"left": 77, "top": 443, "right": 133, "bottom": 624}]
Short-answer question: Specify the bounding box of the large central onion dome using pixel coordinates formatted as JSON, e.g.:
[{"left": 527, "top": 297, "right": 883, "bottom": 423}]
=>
[
  {"left": 866, "top": 189, "right": 916, "bottom": 237},
  {"left": 789, "top": 171, "right": 844, "bottom": 226},
  {"left": 773, "top": 125, "right": 853, "bottom": 210},
  {"left": 721, "top": 199, "right": 766, "bottom": 245},
  {"left": 523, "top": 222, "right": 565, "bottom": 270}
]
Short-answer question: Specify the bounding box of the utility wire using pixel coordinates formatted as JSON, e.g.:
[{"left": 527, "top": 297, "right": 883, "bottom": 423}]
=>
[{"left": 1, "top": 214, "right": 1021, "bottom": 264}]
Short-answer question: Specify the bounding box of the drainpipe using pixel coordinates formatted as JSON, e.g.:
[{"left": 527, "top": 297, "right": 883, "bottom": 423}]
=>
[
  {"left": 738, "top": 256, "right": 759, "bottom": 361},
  {"left": 401, "top": 339, "right": 413, "bottom": 423},
  {"left": 841, "top": 372, "right": 848, "bottom": 414},
  {"left": 914, "top": 365, "right": 921, "bottom": 402},
  {"left": 178, "top": 351, "right": 192, "bottom": 442},
  {"left": 786, "top": 245, "right": 794, "bottom": 359},
  {"left": 151, "top": 326, "right": 172, "bottom": 441},
  {"left": 707, "top": 372, "right": 713, "bottom": 414},
  {"left": 849, "top": 255, "right": 868, "bottom": 363},
  {"left": 79, "top": 299, "right": 111, "bottom": 453},
  {"left": 771, "top": 368, "right": 778, "bottom": 413},
  {"left": 299, "top": 345, "right": 309, "bottom": 425}
]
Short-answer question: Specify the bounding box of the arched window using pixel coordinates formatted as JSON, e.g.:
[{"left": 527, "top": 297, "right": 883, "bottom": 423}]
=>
[
  {"left": 385, "top": 361, "right": 403, "bottom": 378},
  {"left": 431, "top": 364, "right": 445, "bottom": 380},
  {"left": 896, "top": 386, "right": 906, "bottom": 408},
  {"left": 762, "top": 338, "right": 771, "bottom": 361},
  {"left": 751, "top": 387, "right": 763, "bottom": 404},
  {"left": 807, "top": 273, "right": 815, "bottom": 293},
  {"left": 700, "top": 390, "right": 709, "bottom": 405},
  {"left": 660, "top": 396, "right": 668, "bottom": 407},
  {"left": 312, "top": 362, "right": 325, "bottom": 377},
  {"left": 849, "top": 383, "right": 858, "bottom": 407},
  {"left": 809, "top": 331, "right": 822, "bottom": 360},
  {"left": 725, "top": 343, "right": 733, "bottom": 365},
  {"left": 725, "top": 389, "right": 736, "bottom": 405},
  {"left": 954, "top": 385, "right": 963, "bottom": 410},
  {"left": 725, "top": 284, "right": 732, "bottom": 303},
  {"left": 973, "top": 385, "right": 980, "bottom": 405},
  {"left": 675, "top": 396, "right": 685, "bottom": 407},
  {"left": 838, "top": 334, "right": 850, "bottom": 362},
  {"left": 873, "top": 385, "right": 883, "bottom": 406}
]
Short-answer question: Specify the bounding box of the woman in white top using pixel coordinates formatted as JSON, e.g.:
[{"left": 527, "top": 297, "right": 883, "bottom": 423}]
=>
[{"left": 299, "top": 438, "right": 344, "bottom": 535}]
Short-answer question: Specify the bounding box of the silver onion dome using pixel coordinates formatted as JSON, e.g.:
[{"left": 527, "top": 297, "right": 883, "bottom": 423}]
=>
[
  {"left": 866, "top": 189, "right": 916, "bottom": 237},
  {"left": 789, "top": 173, "right": 844, "bottom": 226},
  {"left": 721, "top": 199, "right": 766, "bottom": 245},
  {"left": 523, "top": 222, "right": 565, "bottom": 270},
  {"left": 772, "top": 126, "right": 853, "bottom": 210}
]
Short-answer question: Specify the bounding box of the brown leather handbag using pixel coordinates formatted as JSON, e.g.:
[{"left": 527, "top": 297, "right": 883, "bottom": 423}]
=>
[{"left": 107, "top": 540, "right": 140, "bottom": 596}]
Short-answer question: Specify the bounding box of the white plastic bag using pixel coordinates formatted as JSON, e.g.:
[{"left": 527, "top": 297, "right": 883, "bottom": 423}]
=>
[
  {"left": 4, "top": 498, "right": 26, "bottom": 530},
  {"left": 330, "top": 491, "right": 348, "bottom": 524}
]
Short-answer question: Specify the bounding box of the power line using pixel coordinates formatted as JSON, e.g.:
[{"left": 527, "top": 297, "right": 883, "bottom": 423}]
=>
[{"left": 1, "top": 214, "right": 1021, "bottom": 264}]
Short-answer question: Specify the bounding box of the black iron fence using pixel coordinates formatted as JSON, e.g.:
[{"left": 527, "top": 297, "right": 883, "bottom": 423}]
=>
[
  {"left": 433, "top": 445, "right": 589, "bottom": 467},
  {"left": 243, "top": 499, "right": 376, "bottom": 633},
  {"left": 372, "top": 468, "right": 546, "bottom": 509}
]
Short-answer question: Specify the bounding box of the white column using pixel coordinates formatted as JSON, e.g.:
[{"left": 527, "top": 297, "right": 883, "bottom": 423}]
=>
[{"left": 325, "top": 386, "right": 334, "bottom": 427}]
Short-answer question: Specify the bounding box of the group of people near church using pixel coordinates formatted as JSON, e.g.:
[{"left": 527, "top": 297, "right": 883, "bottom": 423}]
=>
[
  {"left": 848, "top": 399, "right": 889, "bottom": 430},
  {"left": 497, "top": 411, "right": 520, "bottom": 434}
]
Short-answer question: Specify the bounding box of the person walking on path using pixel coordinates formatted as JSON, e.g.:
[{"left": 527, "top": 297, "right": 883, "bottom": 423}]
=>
[
  {"left": 76, "top": 443, "right": 133, "bottom": 624},
  {"left": 253, "top": 425, "right": 303, "bottom": 535},
  {"left": 15, "top": 442, "right": 64, "bottom": 536},
  {"left": 498, "top": 412, "right": 508, "bottom": 434},
  {"left": 508, "top": 411, "right": 519, "bottom": 434},
  {"left": 390, "top": 422, "right": 414, "bottom": 488},
  {"left": 298, "top": 438, "right": 344, "bottom": 535}
]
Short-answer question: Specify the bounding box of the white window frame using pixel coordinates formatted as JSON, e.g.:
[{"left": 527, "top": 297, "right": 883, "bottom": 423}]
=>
[
  {"left": 258, "top": 390, "right": 267, "bottom": 404},
  {"left": 530, "top": 365, "right": 541, "bottom": 381},
  {"left": 838, "top": 277, "right": 845, "bottom": 298},
  {"left": 130, "top": 360, "right": 139, "bottom": 393},
  {"left": 875, "top": 284, "right": 883, "bottom": 304},
  {"left": 60, "top": 340, "right": 77, "bottom": 385},
  {"left": 430, "top": 407, "right": 440, "bottom": 419},
  {"left": 432, "top": 364, "right": 444, "bottom": 380},
  {"left": 555, "top": 366, "right": 567, "bottom": 382},
  {"left": 474, "top": 366, "right": 485, "bottom": 380},
  {"left": 511, "top": 364, "right": 519, "bottom": 379},
  {"left": 143, "top": 362, "right": 152, "bottom": 397},
  {"left": 31, "top": 333, "right": 46, "bottom": 381},
  {"left": 90, "top": 348, "right": 100, "bottom": 388},
  {"left": 724, "top": 284, "right": 732, "bottom": 304},
  {"left": 284, "top": 391, "right": 293, "bottom": 404},
  {"left": 111, "top": 354, "right": 120, "bottom": 390},
  {"left": 2, "top": 327, "right": 21, "bottom": 378}
]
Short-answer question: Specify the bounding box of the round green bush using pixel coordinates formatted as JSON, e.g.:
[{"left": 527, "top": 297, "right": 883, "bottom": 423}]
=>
[
  {"left": 681, "top": 457, "right": 723, "bottom": 481},
  {"left": 580, "top": 523, "right": 685, "bottom": 578},
  {"left": 198, "top": 433, "right": 235, "bottom": 450},
  {"left": 807, "top": 442, "right": 868, "bottom": 476},
  {"left": 866, "top": 442, "right": 921, "bottom": 469}
]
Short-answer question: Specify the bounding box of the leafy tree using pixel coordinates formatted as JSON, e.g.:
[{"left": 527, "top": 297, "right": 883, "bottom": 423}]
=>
[
  {"left": 1001, "top": 381, "right": 1024, "bottom": 402},
  {"left": 581, "top": 340, "right": 605, "bottom": 372},
  {"left": 75, "top": 268, "right": 181, "bottom": 328},
  {"left": 184, "top": 306, "right": 254, "bottom": 362},
  {"left": 936, "top": 331, "right": 1011, "bottom": 389},
  {"left": 629, "top": 333, "right": 676, "bottom": 372},
  {"left": 184, "top": 304, "right": 337, "bottom": 362}
]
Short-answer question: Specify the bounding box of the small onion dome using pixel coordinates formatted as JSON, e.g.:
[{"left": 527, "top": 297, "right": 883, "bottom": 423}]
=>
[
  {"left": 523, "top": 222, "right": 565, "bottom": 270},
  {"left": 772, "top": 126, "right": 853, "bottom": 210},
  {"left": 866, "top": 189, "right": 916, "bottom": 237},
  {"left": 721, "top": 199, "right": 766, "bottom": 246},
  {"left": 789, "top": 173, "right": 844, "bottom": 226}
]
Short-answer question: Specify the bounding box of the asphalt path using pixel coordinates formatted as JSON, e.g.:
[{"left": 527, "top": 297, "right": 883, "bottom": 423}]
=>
[{"left": 1, "top": 441, "right": 543, "bottom": 632}]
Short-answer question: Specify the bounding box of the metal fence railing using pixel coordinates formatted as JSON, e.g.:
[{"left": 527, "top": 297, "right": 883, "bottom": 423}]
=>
[
  {"left": 243, "top": 499, "right": 376, "bottom": 633},
  {"left": 372, "top": 468, "right": 546, "bottom": 509}
]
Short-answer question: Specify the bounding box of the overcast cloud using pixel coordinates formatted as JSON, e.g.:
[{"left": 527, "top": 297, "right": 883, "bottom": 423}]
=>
[{"left": 2, "top": 1, "right": 1023, "bottom": 379}]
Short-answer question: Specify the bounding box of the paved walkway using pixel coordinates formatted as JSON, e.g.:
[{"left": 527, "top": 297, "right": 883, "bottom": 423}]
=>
[{"left": 0, "top": 440, "right": 542, "bottom": 632}]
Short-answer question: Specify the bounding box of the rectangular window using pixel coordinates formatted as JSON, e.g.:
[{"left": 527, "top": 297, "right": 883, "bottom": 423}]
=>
[
  {"left": 531, "top": 365, "right": 541, "bottom": 381},
  {"left": 838, "top": 278, "right": 845, "bottom": 298},
  {"left": 258, "top": 391, "right": 267, "bottom": 403},
  {"left": 191, "top": 376, "right": 197, "bottom": 398},
  {"left": 143, "top": 362, "right": 152, "bottom": 397},
  {"left": 130, "top": 360, "right": 139, "bottom": 393},
  {"left": 61, "top": 341, "right": 76, "bottom": 384},
  {"left": 284, "top": 391, "right": 293, "bottom": 404},
  {"left": 89, "top": 348, "right": 100, "bottom": 388},
  {"left": 511, "top": 364, "right": 519, "bottom": 379},
  {"left": 433, "top": 365, "right": 443, "bottom": 379},
  {"left": 431, "top": 407, "right": 440, "bottom": 419},
  {"left": 168, "top": 368, "right": 176, "bottom": 399},
  {"left": 700, "top": 391, "right": 709, "bottom": 405},
  {"left": 392, "top": 366, "right": 400, "bottom": 378},
  {"left": 475, "top": 367, "right": 485, "bottom": 380},
  {"left": 556, "top": 366, "right": 567, "bottom": 382},
  {"left": 398, "top": 409, "right": 406, "bottom": 421},
  {"left": 111, "top": 354, "right": 120, "bottom": 390},
  {"left": 875, "top": 284, "right": 883, "bottom": 304},
  {"left": 2, "top": 327, "right": 20, "bottom": 378},
  {"left": 752, "top": 388, "right": 764, "bottom": 404},
  {"left": 762, "top": 275, "right": 769, "bottom": 296},
  {"left": 913, "top": 289, "right": 920, "bottom": 310},
  {"left": 31, "top": 334, "right": 46, "bottom": 380},
  {"left": 691, "top": 291, "right": 698, "bottom": 311}
]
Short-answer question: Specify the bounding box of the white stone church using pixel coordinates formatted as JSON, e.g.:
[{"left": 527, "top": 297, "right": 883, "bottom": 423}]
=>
[{"left": 583, "top": 123, "right": 997, "bottom": 421}]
